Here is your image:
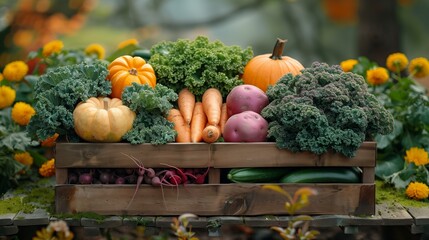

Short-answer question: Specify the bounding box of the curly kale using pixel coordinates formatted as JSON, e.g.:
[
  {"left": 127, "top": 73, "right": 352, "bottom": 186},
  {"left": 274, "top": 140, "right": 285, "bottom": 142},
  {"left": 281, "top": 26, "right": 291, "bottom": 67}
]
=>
[
  {"left": 149, "top": 36, "right": 253, "bottom": 99},
  {"left": 261, "top": 62, "right": 394, "bottom": 158},
  {"left": 26, "top": 61, "right": 111, "bottom": 142},
  {"left": 121, "top": 83, "right": 178, "bottom": 145}
]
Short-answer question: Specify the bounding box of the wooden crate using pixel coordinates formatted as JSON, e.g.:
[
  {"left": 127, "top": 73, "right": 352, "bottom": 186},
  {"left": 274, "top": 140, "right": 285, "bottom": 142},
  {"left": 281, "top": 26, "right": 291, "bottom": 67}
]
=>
[{"left": 55, "top": 142, "right": 376, "bottom": 216}]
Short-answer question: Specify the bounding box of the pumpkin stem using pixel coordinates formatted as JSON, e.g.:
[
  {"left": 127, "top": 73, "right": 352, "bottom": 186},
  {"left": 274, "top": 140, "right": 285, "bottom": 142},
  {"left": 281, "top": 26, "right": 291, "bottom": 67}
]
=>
[
  {"left": 103, "top": 97, "right": 109, "bottom": 110},
  {"left": 270, "top": 38, "right": 287, "bottom": 60},
  {"left": 129, "top": 68, "right": 138, "bottom": 75}
]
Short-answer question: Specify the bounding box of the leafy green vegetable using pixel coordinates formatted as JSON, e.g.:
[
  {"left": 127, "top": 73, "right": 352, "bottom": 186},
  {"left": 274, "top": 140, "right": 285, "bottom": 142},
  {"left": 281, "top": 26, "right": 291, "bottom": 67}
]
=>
[
  {"left": 121, "top": 83, "right": 178, "bottom": 144},
  {"left": 149, "top": 36, "right": 253, "bottom": 99},
  {"left": 26, "top": 61, "right": 111, "bottom": 142},
  {"left": 261, "top": 62, "right": 394, "bottom": 158}
]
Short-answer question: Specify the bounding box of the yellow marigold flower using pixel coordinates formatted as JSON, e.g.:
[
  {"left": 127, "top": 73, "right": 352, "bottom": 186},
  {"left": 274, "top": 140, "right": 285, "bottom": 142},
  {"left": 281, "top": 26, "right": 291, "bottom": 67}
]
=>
[
  {"left": 406, "top": 182, "right": 429, "bottom": 200},
  {"left": 0, "top": 86, "right": 16, "bottom": 109},
  {"left": 117, "top": 38, "right": 139, "bottom": 49},
  {"left": 85, "top": 43, "right": 105, "bottom": 59},
  {"left": 386, "top": 53, "right": 409, "bottom": 72},
  {"left": 14, "top": 152, "right": 33, "bottom": 166},
  {"left": 409, "top": 57, "right": 429, "bottom": 78},
  {"left": 366, "top": 67, "right": 389, "bottom": 86},
  {"left": 405, "top": 147, "right": 429, "bottom": 166},
  {"left": 2, "top": 61, "right": 29, "bottom": 82},
  {"left": 0, "top": 73, "right": 4, "bottom": 81},
  {"left": 42, "top": 40, "right": 64, "bottom": 57},
  {"left": 340, "top": 59, "right": 358, "bottom": 72},
  {"left": 11, "top": 102, "right": 36, "bottom": 126},
  {"left": 39, "top": 159, "right": 55, "bottom": 177}
]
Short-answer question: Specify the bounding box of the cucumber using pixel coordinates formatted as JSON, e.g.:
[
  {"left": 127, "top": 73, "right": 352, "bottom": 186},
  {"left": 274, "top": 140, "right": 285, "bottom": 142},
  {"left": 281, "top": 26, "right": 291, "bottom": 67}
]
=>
[
  {"left": 227, "top": 167, "right": 291, "bottom": 183},
  {"left": 279, "top": 167, "right": 361, "bottom": 183},
  {"left": 131, "top": 49, "right": 151, "bottom": 62}
]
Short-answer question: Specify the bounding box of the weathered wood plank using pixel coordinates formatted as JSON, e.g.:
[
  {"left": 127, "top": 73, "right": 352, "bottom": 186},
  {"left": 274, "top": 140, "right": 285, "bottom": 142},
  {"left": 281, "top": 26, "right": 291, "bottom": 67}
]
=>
[
  {"left": 405, "top": 206, "right": 429, "bottom": 226},
  {"left": 55, "top": 168, "right": 68, "bottom": 185},
  {"left": 55, "top": 142, "right": 375, "bottom": 169},
  {"left": 55, "top": 184, "right": 374, "bottom": 216},
  {"left": 81, "top": 216, "right": 123, "bottom": 228},
  {"left": 211, "top": 142, "right": 376, "bottom": 168},
  {"left": 13, "top": 209, "right": 49, "bottom": 226},
  {"left": 0, "top": 213, "right": 17, "bottom": 226},
  {"left": 55, "top": 143, "right": 211, "bottom": 168},
  {"left": 378, "top": 202, "right": 414, "bottom": 226}
]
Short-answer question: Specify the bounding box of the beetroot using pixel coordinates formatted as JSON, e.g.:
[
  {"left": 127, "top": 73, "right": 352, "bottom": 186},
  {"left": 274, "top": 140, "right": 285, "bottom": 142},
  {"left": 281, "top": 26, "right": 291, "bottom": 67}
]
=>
[
  {"left": 226, "top": 84, "right": 269, "bottom": 117},
  {"left": 223, "top": 111, "right": 268, "bottom": 142}
]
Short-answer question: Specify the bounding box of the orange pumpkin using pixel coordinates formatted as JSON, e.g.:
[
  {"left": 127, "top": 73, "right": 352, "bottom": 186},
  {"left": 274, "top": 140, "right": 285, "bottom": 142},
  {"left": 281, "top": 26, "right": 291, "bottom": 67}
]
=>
[
  {"left": 242, "top": 38, "right": 304, "bottom": 92},
  {"left": 107, "top": 55, "right": 156, "bottom": 99}
]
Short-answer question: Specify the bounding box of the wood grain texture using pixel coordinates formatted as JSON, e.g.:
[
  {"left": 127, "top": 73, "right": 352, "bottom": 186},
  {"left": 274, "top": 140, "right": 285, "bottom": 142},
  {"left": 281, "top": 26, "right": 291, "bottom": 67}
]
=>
[{"left": 55, "top": 184, "right": 375, "bottom": 216}]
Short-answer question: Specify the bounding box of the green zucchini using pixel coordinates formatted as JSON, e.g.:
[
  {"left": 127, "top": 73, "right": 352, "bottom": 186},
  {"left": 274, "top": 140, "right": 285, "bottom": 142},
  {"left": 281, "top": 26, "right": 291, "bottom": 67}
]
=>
[
  {"left": 279, "top": 167, "right": 361, "bottom": 183},
  {"left": 131, "top": 49, "right": 151, "bottom": 62},
  {"left": 227, "top": 168, "right": 291, "bottom": 183}
]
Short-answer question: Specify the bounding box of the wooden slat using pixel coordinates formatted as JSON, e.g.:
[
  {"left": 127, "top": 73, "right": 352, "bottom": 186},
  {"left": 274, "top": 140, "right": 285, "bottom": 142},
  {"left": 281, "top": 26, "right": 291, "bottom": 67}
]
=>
[
  {"left": 55, "top": 183, "right": 374, "bottom": 216},
  {"left": 55, "top": 168, "right": 68, "bottom": 185},
  {"left": 0, "top": 213, "right": 17, "bottom": 226},
  {"left": 55, "top": 142, "right": 375, "bottom": 168},
  {"left": 55, "top": 143, "right": 211, "bottom": 168},
  {"left": 378, "top": 203, "right": 414, "bottom": 225},
  {"left": 405, "top": 207, "right": 429, "bottom": 226},
  {"left": 13, "top": 209, "right": 49, "bottom": 226},
  {"left": 211, "top": 142, "right": 376, "bottom": 168}
]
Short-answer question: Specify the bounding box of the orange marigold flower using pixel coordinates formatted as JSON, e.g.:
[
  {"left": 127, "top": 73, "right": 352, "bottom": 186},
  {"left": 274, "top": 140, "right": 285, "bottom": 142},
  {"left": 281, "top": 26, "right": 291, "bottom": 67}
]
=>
[
  {"left": 42, "top": 40, "right": 64, "bottom": 57},
  {"left": 0, "top": 73, "right": 4, "bottom": 81},
  {"left": 340, "top": 59, "right": 358, "bottom": 72},
  {"left": 117, "top": 38, "right": 139, "bottom": 49},
  {"left": 406, "top": 182, "right": 429, "bottom": 200},
  {"left": 409, "top": 57, "right": 429, "bottom": 78},
  {"left": 0, "top": 85, "right": 16, "bottom": 109},
  {"left": 2, "top": 61, "right": 29, "bottom": 82},
  {"left": 85, "top": 43, "right": 105, "bottom": 59},
  {"left": 14, "top": 152, "right": 33, "bottom": 166},
  {"left": 386, "top": 53, "right": 408, "bottom": 72},
  {"left": 41, "top": 133, "right": 59, "bottom": 147},
  {"left": 404, "top": 147, "right": 429, "bottom": 166},
  {"left": 11, "top": 102, "right": 36, "bottom": 126},
  {"left": 366, "top": 67, "right": 389, "bottom": 86},
  {"left": 39, "top": 159, "right": 55, "bottom": 177}
]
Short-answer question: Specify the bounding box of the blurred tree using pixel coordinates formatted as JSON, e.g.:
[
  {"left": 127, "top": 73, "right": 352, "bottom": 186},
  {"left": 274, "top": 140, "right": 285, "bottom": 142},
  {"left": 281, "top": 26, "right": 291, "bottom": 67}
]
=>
[{"left": 358, "top": 0, "right": 400, "bottom": 65}]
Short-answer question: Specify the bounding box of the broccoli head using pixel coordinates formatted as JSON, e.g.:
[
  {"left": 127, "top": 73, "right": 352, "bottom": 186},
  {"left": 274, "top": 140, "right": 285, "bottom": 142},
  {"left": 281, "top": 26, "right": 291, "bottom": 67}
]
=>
[{"left": 261, "top": 62, "right": 394, "bottom": 158}]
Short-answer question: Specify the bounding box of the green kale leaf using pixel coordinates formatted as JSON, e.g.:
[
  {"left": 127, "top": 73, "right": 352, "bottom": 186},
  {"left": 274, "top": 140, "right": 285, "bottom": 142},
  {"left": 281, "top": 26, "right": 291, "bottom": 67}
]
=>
[
  {"left": 149, "top": 36, "right": 253, "bottom": 99},
  {"left": 26, "top": 61, "right": 111, "bottom": 142},
  {"left": 121, "top": 83, "right": 178, "bottom": 144},
  {"left": 261, "top": 62, "right": 394, "bottom": 158}
]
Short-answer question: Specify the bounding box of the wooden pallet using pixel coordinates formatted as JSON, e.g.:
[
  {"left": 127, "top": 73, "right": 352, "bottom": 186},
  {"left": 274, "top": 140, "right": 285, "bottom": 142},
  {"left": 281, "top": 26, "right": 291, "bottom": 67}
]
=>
[{"left": 54, "top": 142, "right": 376, "bottom": 216}]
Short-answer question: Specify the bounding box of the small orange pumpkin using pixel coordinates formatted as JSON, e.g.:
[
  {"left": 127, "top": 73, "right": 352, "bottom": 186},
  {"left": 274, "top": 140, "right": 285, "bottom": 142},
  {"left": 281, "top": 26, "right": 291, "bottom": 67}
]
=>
[
  {"left": 107, "top": 55, "right": 156, "bottom": 99},
  {"left": 73, "top": 97, "right": 136, "bottom": 142},
  {"left": 242, "top": 38, "right": 304, "bottom": 92}
]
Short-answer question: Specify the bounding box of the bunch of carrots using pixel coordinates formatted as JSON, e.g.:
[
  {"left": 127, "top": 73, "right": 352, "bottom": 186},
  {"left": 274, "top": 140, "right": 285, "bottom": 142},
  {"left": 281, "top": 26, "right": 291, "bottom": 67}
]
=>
[{"left": 167, "top": 88, "right": 228, "bottom": 143}]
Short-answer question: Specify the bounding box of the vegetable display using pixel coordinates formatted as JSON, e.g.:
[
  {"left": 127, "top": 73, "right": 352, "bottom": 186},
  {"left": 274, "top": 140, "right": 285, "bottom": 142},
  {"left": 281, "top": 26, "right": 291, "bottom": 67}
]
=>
[
  {"left": 241, "top": 38, "right": 304, "bottom": 92},
  {"left": 261, "top": 62, "right": 394, "bottom": 158},
  {"left": 148, "top": 36, "right": 253, "bottom": 98},
  {"left": 73, "top": 97, "right": 136, "bottom": 142},
  {"left": 107, "top": 55, "right": 156, "bottom": 99}
]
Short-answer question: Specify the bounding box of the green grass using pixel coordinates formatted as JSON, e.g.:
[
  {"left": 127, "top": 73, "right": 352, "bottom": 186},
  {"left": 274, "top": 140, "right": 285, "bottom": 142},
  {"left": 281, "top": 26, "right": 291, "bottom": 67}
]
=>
[{"left": 376, "top": 180, "right": 429, "bottom": 208}]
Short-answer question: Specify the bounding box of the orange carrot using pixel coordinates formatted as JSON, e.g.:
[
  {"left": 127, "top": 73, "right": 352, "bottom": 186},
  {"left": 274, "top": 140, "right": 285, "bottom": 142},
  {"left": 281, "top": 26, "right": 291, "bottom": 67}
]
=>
[
  {"left": 167, "top": 108, "right": 191, "bottom": 142},
  {"left": 202, "top": 125, "right": 221, "bottom": 143},
  {"left": 219, "top": 103, "right": 228, "bottom": 135},
  {"left": 202, "top": 88, "right": 222, "bottom": 126},
  {"left": 178, "top": 88, "right": 195, "bottom": 125},
  {"left": 190, "top": 102, "right": 207, "bottom": 143}
]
